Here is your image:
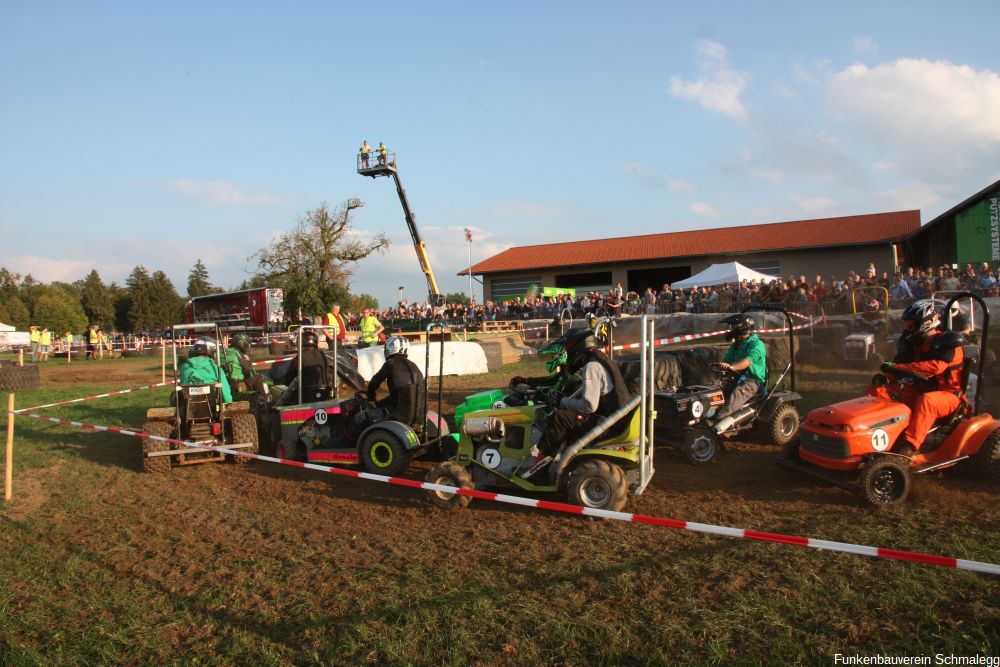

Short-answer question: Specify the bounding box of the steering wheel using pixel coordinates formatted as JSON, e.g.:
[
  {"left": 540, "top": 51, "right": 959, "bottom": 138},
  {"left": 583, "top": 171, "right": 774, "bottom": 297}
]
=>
[{"left": 879, "top": 363, "right": 929, "bottom": 383}]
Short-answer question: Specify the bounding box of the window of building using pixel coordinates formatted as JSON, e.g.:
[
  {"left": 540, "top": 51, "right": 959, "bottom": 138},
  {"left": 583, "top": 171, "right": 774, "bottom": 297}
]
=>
[
  {"left": 555, "top": 271, "right": 612, "bottom": 294},
  {"left": 490, "top": 276, "right": 543, "bottom": 301}
]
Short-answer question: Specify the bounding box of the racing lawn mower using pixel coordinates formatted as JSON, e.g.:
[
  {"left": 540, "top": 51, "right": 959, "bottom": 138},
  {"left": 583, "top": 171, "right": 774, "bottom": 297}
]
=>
[
  {"left": 777, "top": 292, "right": 1000, "bottom": 506},
  {"left": 271, "top": 325, "right": 449, "bottom": 476},
  {"left": 141, "top": 324, "right": 259, "bottom": 472},
  {"left": 654, "top": 306, "right": 802, "bottom": 464},
  {"left": 425, "top": 316, "right": 657, "bottom": 512}
]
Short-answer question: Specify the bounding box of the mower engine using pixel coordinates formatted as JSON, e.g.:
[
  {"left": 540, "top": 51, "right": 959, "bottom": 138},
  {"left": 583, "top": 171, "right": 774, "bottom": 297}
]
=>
[
  {"left": 655, "top": 385, "right": 725, "bottom": 429},
  {"left": 843, "top": 332, "right": 876, "bottom": 361}
]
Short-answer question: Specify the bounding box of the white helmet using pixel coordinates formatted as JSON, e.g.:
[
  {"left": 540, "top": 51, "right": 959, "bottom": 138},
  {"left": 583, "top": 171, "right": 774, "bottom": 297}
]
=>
[{"left": 384, "top": 335, "right": 409, "bottom": 358}]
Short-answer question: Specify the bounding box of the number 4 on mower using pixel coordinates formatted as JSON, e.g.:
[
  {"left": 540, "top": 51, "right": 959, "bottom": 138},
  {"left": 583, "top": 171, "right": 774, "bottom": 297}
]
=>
[{"left": 425, "top": 316, "right": 658, "bottom": 512}]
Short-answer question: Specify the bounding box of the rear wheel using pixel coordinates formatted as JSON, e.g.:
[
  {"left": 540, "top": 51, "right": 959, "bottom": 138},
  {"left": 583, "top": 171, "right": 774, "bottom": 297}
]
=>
[
  {"left": 683, "top": 426, "right": 720, "bottom": 465},
  {"left": 859, "top": 455, "right": 911, "bottom": 506},
  {"left": 142, "top": 421, "right": 174, "bottom": 473},
  {"left": 227, "top": 413, "right": 259, "bottom": 463},
  {"left": 566, "top": 459, "right": 628, "bottom": 511},
  {"left": 425, "top": 461, "right": 475, "bottom": 509},
  {"left": 972, "top": 430, "right": 1000, "bottom": 484},
  {"left": 767, "top": 403, "right": 800, "bottom": 447},
  {"left": 360, "top": 429, "right": 411, "bottom": 476}
]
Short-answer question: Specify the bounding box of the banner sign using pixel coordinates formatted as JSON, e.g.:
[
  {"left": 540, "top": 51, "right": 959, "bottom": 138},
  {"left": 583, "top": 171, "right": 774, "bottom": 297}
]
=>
[{"left": 955, "top": 196, "right": 1000, "bottom": 264}]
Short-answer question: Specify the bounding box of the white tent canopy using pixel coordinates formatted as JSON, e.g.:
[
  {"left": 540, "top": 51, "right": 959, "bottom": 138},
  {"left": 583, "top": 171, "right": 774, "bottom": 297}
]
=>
[
  {"left": 671, "top": 261, "right": 780, "bottom": 289},
  {"left": 0, "top": 322, "right": 14, "bottom": 332}
]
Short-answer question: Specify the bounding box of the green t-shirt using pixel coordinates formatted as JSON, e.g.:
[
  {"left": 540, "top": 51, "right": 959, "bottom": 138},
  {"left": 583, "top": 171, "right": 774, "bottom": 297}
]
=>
[{"left": 722, "top": 333, "right": 767, "bottom": 385}]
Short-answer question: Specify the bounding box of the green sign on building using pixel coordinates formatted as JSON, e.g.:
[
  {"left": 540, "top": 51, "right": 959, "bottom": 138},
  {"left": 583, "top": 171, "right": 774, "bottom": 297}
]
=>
[
  {"left": 542, "top": 286, "right": 576, "bottom": 297},
  {"left": 955, "top": 196, "right": 1000, "bottom": 265}
]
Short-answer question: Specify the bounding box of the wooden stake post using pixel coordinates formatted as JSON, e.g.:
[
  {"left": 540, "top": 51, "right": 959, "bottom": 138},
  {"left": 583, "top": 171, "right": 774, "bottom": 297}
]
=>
[
  {"left": 5, "top": 394, "right": 13, "bottom": 501},
  {"left": 161, "top": 343, "right": 166, "bottom": 384},
  {"left": 18, "top": 348, "right": 23, "bottom": 367}
]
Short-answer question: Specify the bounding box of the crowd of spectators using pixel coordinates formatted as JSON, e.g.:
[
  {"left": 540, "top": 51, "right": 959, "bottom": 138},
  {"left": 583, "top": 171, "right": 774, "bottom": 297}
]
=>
[{"left": 297, "top": 261, "right": 1000, "bottom": 333}]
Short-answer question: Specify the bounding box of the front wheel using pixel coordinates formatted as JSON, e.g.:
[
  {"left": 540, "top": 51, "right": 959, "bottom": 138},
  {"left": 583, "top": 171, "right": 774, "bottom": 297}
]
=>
[
  {"left": 859, "top": 455, "right": 911, "bottom": 506},
  {"left": 767, "top": 403, "right": 800, "bottom": 447},
  {"left": 425, "top": 461, "right": 475, "bottom": 510},
  {"left": 360, "top": 429, "right": 411, "bottom": 476},
  {"left": 683, "top": 426, "right": 720, "bottom": 465},
  {"left": 566, "top": 459, "right": 628, "bottom": 511}
]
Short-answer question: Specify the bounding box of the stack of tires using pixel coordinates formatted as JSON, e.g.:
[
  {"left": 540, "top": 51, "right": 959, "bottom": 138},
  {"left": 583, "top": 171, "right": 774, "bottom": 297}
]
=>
[{"left": 0, "top": 361, "right": 40, "bottom": 390}]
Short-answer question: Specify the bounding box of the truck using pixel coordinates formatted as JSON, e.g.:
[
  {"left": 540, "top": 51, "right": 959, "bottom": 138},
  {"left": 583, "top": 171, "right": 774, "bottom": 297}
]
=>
[{"left": 184, "top": 288, "right": 286, "bottom": 335}]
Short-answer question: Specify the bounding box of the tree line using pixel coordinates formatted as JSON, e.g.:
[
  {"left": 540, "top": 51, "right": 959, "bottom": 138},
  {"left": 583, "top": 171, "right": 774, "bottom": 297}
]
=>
[{"left": 0, "top": 199, "right": 399, "bottom": 334}]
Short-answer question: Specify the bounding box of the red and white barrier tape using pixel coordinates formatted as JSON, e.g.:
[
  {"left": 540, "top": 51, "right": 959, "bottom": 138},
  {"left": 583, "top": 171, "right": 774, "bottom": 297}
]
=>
[
  {"left": 14, "top": 381, "right": 177, "bottom": 414},
  {"left": 250, "top": 355, "right": 294, "bottom": 367},
  {"left": 9, "top": 408, "right": 1000, "bottom": 576},
  {"left": 611, "top": 314, "right": 819, "bottom": 352}
]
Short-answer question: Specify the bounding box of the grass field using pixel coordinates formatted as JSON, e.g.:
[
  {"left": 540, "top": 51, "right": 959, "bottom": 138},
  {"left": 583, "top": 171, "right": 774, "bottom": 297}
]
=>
[{"left": 1, "top": 353, "right": 999, "bottom": 665}]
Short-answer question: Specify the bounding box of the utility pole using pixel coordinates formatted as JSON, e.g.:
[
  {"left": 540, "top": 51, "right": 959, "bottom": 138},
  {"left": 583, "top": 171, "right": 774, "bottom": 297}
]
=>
[{"left": 465, "top": 228, "right": 473, "bottom": 304}]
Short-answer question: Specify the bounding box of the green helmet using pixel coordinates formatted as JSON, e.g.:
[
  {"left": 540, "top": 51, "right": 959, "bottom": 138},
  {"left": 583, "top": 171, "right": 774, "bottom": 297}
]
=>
[{"left": 540, "top": 331, "right": 575, "bottom": 373}]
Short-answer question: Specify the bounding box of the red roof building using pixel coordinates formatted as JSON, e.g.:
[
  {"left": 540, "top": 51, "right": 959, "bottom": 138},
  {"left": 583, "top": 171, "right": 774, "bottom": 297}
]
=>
[{"left": 465, "top": 210, "right": 920, "bottom": 302}]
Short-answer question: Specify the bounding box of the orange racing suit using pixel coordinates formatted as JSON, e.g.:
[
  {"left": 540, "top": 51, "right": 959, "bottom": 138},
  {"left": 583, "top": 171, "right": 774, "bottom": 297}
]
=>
[{"left": 867, "top": 330, "right": 966, "bottom": 451}]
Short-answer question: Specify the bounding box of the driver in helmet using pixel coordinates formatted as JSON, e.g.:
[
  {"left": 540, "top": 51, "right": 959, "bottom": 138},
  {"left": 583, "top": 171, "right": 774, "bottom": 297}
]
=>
[
  {"left": 869, "top": 299, "right": 966, "bottom": 455},
  {"left": 335, "top": 335, "right": 425, "bottom": 447},
  {"left": 509, "top": 332, "right": 573, "bottom": 397},
  {"left": 180, "top": 336, "right": 233, "bottom": 404},
  {"left": 223, "top": 333, "right": 267, "bottom": 395},
  {"left": 275, "top": 329, "right": 331, "bottom": 401},
  {"left": 710, "top": 314, "right": 767, "bottom": 434},
  {"left": 522, "top": 327, "right": 631, "bottom": 479}
]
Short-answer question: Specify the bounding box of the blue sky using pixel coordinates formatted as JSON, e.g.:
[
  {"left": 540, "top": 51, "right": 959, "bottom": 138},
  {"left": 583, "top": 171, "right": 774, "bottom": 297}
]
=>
[{"left": 2, "top": 2, "right": 999, "bottom": 308}]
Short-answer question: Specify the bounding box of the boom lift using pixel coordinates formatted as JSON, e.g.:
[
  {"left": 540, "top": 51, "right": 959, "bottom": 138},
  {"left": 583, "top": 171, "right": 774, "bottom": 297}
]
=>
[{"left": 358, "top": 149, "right": 444, "bottom": 308}]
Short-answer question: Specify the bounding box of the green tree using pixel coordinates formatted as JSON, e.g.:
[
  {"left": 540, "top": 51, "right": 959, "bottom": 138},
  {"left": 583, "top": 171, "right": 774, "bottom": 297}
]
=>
[
  {"left": 148, "top": 271, "right": 184, "bottom": 328},
  {"left": 444, "top": 292, "right": 470, "bottom": 306},
  {"left": 0, "top": 294, "right": 30, "bottom": 329},
  {"left": 79, "top": 269, "right": 115, "bottom": 328},
  {"left": 32, "top": 291, "right": 88, "bottom": 334},
  {"left": 350, "top": 293, "right": 379, "bottom": 312},
  {"left": 252, "top": 200, "right": 388, "bottom": 318},
  {"left": 125, "top": 266, "right": 153, "bottom": 331},
  {"left": 187, "top": 259, "right": 219, "bottom": 298}
]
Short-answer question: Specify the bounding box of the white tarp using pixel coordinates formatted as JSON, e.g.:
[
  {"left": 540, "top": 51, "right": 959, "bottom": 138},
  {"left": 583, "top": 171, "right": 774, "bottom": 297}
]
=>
[
  {"left": 355, "top": 341, "right": 489, "bottom": 381},
  {"left": 671, "top": 261, "right": 779, "bottom": 289},
  {"left": 0, "top": 322, "right": 14, "bottom": 332}
]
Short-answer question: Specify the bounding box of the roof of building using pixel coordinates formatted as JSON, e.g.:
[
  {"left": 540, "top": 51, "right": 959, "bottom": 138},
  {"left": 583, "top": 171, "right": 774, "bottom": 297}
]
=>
[
  {"left": 910, "top": 178, "right": 1000, "bottom": 236},
  {"left": 465, "top": 210, "right": 920, "bottom": 275}
]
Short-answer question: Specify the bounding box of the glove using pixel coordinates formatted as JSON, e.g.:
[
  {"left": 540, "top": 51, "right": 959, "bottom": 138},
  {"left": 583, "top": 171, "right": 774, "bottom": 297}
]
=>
[{"left": 546, "top": 389, "right": 563, "bottom": 409}]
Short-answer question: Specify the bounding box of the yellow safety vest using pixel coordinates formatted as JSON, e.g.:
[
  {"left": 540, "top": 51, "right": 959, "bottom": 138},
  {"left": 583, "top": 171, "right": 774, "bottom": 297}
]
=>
[
  {"left": 30, "top": 329, "right": 40, "bottom": 343},
  {"left": 378, "top": 144, "right": 387, "bottom": 156},
  {"left": 324, "top": 312, "right": 340, "bottom": 339},
  {"left": 89, "top": 329, "right": 99, "bottom": 343},
  {"left": 40, "top": 331, "right": 52, "bottom": 346},
  {"left": 65, "top": 333, "right": 73, "bottom": 344},
  {"left": 360, "top": 316, "right": 380, "bottom": 342},
  {"left": 360, "top": 143, "right": 370, "bottom": 155}
]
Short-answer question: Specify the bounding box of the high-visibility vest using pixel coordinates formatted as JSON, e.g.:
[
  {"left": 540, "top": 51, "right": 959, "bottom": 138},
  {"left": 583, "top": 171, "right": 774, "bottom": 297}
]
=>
[
  {"left": 378, "top": 144, "right": 387, "bottom": 156},
  {"left": 360, "top": 143, "right": 370, "bottom": 155},
  {"left": 65, "top": 333, "right": 73, "bottom": 344},
  {"left": 30, "top": 329, "right": 40, "bottom": 343},
  {"left": 360, "top": 316, "right": 380, "bottom": 342},
  {"left": 40, "top": 331, "right": 52, "bottom": 346},
  {"left": 89, "top": 329, "right": 100, "bottom": 344},
  {"left": 324, "top": 312, "right": 340, "bottom": 339}
]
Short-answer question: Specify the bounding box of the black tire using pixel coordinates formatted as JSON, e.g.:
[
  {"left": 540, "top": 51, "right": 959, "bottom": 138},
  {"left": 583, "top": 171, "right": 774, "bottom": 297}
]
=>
[
  {"left": 227, "top": 413, "right": 259, "bottom": 464},
  {"left": 779, "top": 438, "right": 802, "bottom": 463},
  {"left": 767, "top": 403, "right": 800, "bottom": 447},
  {"left": 142, "top": 421, "right": 174, "bottom": 473},
  {"left": 859, "top": 455, "right": 911, "bottom": 506},
  {"left": 566, "top": 459, "right": 628, "bottom": 511},
  {"left": 972, "top": 429, "right": 1000, "bottom": 484},
  {"left": 425, "top": 461, "right": 474, "bottom": 510},
  {"left": 683, "top": 426, "right": 720, "bottom": 465},
  {"left": 0, "top": 364, "right": 40, "bottom": 390},
  {"left": 360, "top": 429, "right": 411, "bottom": 476}
]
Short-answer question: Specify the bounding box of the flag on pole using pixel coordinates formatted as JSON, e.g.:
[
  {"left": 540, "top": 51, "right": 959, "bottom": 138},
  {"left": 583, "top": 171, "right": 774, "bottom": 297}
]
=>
[{"left": 464, "top": 228, "right": 472, "bottom": 241}]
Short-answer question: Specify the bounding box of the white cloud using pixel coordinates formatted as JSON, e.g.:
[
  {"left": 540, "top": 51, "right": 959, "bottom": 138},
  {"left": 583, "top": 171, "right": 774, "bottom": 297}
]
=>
[
  {"left": 851, "top": 36, "right": 879, "bottom": 54},
  {"left": 171, "top": 179, "right": 280, "bottom": 206},
  {"left": 826, "top": 58, "right": 1000, "bottom": 182},
  {"left": 690, "top": 201, "right": 719, "bottom": 218},
  {"left": 873, "top": 160, "right": 898, "bottom": 172},
  {"left": 669, "top": 39, "right": 749, "bottom": 120},
  {"left": 625, "top": 163, "right": 697, "bottom": 193},
  {"left": 789, "top": 195, "right": 834, "bottom": 214},
  {"left": 3, "top": 255, "right": 132, "bottom": 283}
]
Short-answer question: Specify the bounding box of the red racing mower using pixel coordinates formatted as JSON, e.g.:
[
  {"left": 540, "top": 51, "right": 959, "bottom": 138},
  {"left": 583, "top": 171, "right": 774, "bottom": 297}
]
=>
[{"left": 777, "top": 292, "right": 1000, "bottom": 505}]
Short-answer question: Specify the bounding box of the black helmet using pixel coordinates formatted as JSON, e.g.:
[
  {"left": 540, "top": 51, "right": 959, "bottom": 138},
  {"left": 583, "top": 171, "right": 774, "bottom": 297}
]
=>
[
  {"left": 720, "top": 314, "right": 755, "bottom": 341},
  {"left": 232, "top": 333, "right": 251, "bottom": 354},
  {"left": 901, "top": 299, "right": 939, "bottom": 338},
  {"left": 564, "top": 328, "right": 598, "bottom": 369},
  {"left": 192, "top": 336, "right": 218, "bottom": 357},
  {"left": 302, "top": 330, "right": 319, "bottom": 348}
]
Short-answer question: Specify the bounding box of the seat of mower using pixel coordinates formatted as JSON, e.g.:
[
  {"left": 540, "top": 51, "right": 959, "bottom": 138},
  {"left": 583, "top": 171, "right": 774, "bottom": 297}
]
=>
[{"left": 593, "top": 408, "right": 641, "bottom": 447}]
